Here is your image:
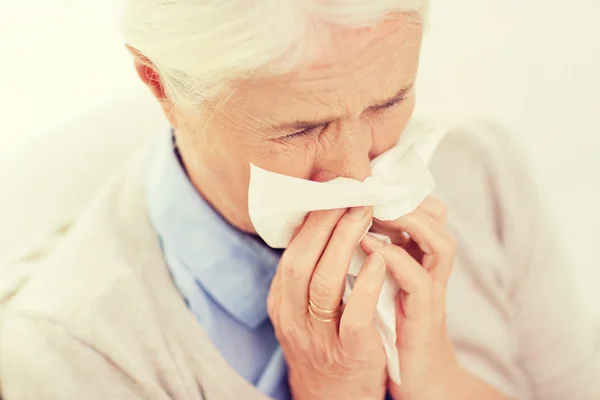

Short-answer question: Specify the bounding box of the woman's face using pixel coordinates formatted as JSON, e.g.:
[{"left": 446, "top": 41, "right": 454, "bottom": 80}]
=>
[{"left": 174, "top": 17, "right": 423, "bottom": 232}]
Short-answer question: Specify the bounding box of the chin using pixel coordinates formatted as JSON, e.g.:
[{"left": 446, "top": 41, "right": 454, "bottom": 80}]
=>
[
  {"left": 236, "top": 220, "right": 257, "bottom": 234},
  {"left": 222, "top": 208, "right": 256, "bottom": 234}
]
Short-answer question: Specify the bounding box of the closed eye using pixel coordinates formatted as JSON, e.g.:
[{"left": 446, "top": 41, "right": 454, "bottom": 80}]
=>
[
  {"left": 366, "top": 82, "right": 414, "bottom": 113},
  {"left": 284, "top": 127, "right": 315, "bottom": 140},
  {"left": 273, "top": 82, "right": 414, "bottom": 141},
  {"left": 281, "top": 123, "right": 328, "bottom": 140},
  {"left": 368, "top": 95, "right": 408, "bottom": 113}
]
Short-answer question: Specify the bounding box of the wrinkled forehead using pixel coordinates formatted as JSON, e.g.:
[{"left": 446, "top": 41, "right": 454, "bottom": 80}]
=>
[{"left": 225, "top": 17, "right": 423, "bottom": 121}]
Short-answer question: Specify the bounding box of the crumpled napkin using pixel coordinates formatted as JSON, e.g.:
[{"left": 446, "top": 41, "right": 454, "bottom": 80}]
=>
[{"left": 248, "top": 121, "right": 447, "bottom": 384}]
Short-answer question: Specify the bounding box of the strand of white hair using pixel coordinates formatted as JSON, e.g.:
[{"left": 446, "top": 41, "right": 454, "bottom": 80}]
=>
[{"left": 122, "top": 0, "right": 428, "bottom": 111}]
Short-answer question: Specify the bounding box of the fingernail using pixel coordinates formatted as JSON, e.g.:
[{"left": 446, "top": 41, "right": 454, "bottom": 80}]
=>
[
  {"left": 348, "top": 206, "right": 368, "bottom": 219},
  {"left": 366, "top": 253, "right": 385, "bottom": 271},
  {"left": 362, "top": 233, "right": 384, "bottom": 248}
]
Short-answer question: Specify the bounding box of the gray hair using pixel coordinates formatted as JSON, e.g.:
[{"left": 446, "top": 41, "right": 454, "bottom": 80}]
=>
[{"left": 123, "top": 0, "right": 428, "bottom": 111}]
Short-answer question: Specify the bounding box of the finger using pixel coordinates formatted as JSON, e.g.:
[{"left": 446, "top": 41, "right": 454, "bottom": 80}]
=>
[
  {"left": 339, "top": 253, "right": 386, "bottom": 352},
  {"left": 371, "top": 196, "right": 447, "bottom": 245},
  {"left": 309, "top": 207, "right": 372, "bottom": 314},
  {"left": 360, "top": 234, "right": 432, "bottom": 319},
  {"left": 417, "top": 195, "right": 447, "bottom": 224},
  {"left": 279, "top": 208, "right": 346, "bottom": 316},
  {"left": 370, "top": 221, "right": 411, "bottom": 247},
  {"left": 379, "top": 209, "right": 455, "bottom": 275},
  {"left": 399, "top": 209, "right": 456, "bottom": 283}
]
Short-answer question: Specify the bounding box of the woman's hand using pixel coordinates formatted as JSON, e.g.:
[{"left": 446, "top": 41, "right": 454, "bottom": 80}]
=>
[
  {"left": 362, "top": 196, "right": 510, "bottom": 400},
  {"left": 267, "top": 207, "right": 388, "bottom": 400},
  {"left": 361, "top": 196, "right": 461, "bottom": 400}
]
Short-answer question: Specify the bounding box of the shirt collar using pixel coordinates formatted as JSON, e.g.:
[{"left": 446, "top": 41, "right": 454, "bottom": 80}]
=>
[{"left": 145, "top": 131, "right": 281, "bottom": 329}]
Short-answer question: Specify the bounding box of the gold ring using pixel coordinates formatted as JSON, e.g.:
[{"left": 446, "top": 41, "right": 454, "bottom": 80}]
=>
[
  {"left": 309, "top": 299, "right": 343, "bottom": 314},
  {"left": 308, "top": 299, "right": 343, "bottom": 322}
]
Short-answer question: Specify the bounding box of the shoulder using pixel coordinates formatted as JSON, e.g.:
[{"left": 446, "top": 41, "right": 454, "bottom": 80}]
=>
[
  {"left": 1, "top": 157, "right": 170, "bottom": 380},
  {"left": 4, "top": 156, "right": 151, "bottom": 316},
  {"left": 430, "top": 120, "right": 537, "bottom": 240},
  {"left": 430, "top": 119, "right": 531, "bottom": 202},
  {"left": 430, "top": 120, "right": 555, "bottom": 289}
]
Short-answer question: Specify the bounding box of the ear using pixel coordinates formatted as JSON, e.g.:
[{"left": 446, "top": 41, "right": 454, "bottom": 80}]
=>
[{"left": 126, "top": 45, "right": 176, "bottom": 123}]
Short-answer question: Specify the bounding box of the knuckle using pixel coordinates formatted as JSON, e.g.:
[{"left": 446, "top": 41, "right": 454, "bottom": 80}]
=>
[
  {"left": 279, "top": 253, "right": 303, "bottom": 281},
  {"left": 309, "top": 276, "right": 336, "bottom": 300},
  {"left": 341, "top": 319, "right": 368, "bottom": 337}
]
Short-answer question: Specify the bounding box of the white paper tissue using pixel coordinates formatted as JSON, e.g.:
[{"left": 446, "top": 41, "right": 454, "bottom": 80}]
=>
[{"left": 248, "top": 121, "right": 447, "bottom": 384}]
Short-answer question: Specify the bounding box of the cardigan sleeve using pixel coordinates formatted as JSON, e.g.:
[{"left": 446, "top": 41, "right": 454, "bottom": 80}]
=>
[
  {"left": 492, "top": 126, "right": 600, "bottom": 399},
  {"left": 444, "top": 121, "right": 600, "bottom": 399},
  {"left": 0, "top": 310, "right": 167, "bottom": 400}
]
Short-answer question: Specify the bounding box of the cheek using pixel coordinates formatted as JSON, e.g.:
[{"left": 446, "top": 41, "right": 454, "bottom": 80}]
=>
[
  {"left": 205, "top": 112, "right": 319, "bottom": 184},
  {"left": 252, "top": 141, "right": 318, "bottom": 181}
]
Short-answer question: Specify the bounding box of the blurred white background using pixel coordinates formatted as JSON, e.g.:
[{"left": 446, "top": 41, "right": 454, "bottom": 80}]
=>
[{"left": 1, "top": 1, "right": 599, "bottom": 314}]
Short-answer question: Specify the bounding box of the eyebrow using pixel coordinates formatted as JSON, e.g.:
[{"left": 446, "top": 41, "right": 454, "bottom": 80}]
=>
[
  {"left": 367, "top": 82, "right": 415, "bottom": 111},
  {"left": 274, "top": 82, "right": 415, "bottom": 132}
]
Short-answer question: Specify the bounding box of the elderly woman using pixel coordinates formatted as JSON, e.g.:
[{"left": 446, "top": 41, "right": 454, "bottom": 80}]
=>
[{"left": 1, "top": 1, "right": 599, "bottom": 399}]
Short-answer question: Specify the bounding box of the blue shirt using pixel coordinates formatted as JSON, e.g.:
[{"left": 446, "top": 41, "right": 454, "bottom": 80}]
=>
[
  {"left": 145, "top": 132, "right": 392, "bottom": 399},
  {"left": 145, "top": 132, "right": 290, "bottom": 399}
]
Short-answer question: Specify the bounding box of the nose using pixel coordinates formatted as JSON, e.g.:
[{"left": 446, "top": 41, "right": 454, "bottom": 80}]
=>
[{"left": 310, "top": 121, "right": 373, "bottom": 183}]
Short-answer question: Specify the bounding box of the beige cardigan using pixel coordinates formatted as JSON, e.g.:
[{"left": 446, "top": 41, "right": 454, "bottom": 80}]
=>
[{"left": 1, "top": 122, "right": 599, "bottom": 399}]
